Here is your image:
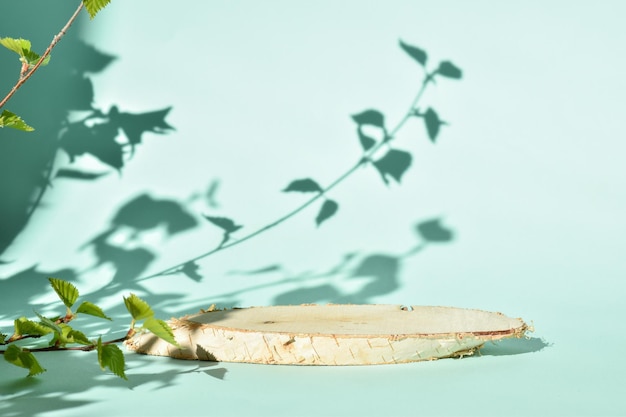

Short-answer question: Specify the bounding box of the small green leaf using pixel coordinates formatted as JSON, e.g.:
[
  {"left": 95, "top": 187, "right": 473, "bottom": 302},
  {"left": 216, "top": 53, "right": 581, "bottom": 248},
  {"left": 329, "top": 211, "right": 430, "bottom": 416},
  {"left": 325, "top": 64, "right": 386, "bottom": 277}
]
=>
[
  {"left": 14, "top": 317, "right": 53, "bottom": 337},
  {"left": 316, "top": 199, "right": 339, "bottom": 227},
  {"left": 436, "top": 61, "right": 462, "bottom": 79},
  {"left": 123, "top": 293, "right": 154, "bottom": 321},
  {"left": 97, "top": 337, "right": 127, "bottom": 379},
  {"left": 357, "top": 127, "right": 376, "bottom": 151},
  {"left": 65, "top": 328, "right": 92, "bottom": 345},
  {"left": 76, "top": 301, "right": 112, "bottom": 320},
  {"left": 4, "top": 345, "right": 46, "bottom": 377},
  {"left": 0, "top": 110, "right": 35, "bottom": 132},
  {"left": 373, "top": 149, "right": 413, "bottom": 185},
  {"left": 423, "top": 108, "right": 446, "bottom": 142},
  {"left": 0, "top": 333, "right": 7, "bottom": 344},
  {"left": 51, "top": 324, "right": 72, "bottom": 347},
  {"left": 143, "top": 317, "right": 179, "bottom": 347},
  {"left": 48, "top": 277, "right": 79, "bottom": 308},
  {"left": 399, "top": 40, "right": 428, "bottom": 67},
  {"left": 34, "top": 312, "right": 63, "bottom": 338},
  {"left": 203, "top": 216, "right": 243, "bottom": 233},
  {"left": 351, "top": 109, "right": 385, "bottom": 129},
  {"left": 21, "top": 49, "right": 50, "bottom": 67},
  {"left": 0, "top": 37, "right": 31, "bottom": 56},
  {"left": 0, "top": 37, "right": 50, "bottom": 67},
  {"left": 83, "top": 0, "right": 112, "bottom": 19},
  {"left": 283, "top": 178, "right": 323, "bottom": 193},
  {"left": 416, "top": 219, "right": 454, "bottom": 243}
]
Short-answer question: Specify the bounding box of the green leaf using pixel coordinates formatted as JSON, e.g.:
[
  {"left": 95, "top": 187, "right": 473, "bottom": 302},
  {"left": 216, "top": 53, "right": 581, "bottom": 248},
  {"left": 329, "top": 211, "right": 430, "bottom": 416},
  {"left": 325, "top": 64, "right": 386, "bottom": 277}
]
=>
[
  {"left": 399, "top": 40, "right": 428, "bottom": 67},
  {"left": 76, "top": 301, "right": 112, "bottom": 320},
  {"left": 83, "top": 0, "right": 112, "bottom": 19},
  {"left": 3, "top": 345, "right": 46, "bottom": 377},
  {"left": 123, "top": 293, "right": 154, "bottom": 321},
  {"left": 34, "top": 312, "right": 63, "bottom": 338},
  {"left": 0, "top": 37, "right": 31, "bottom": 56},
  {"left": 283, "top": 178, "right": 323, "bottom": 193},
  {"left": 373, "top": 149, "right": 413, "bottom": 185},
  {"left": 351, "top": 109, "right": 385, "bottom": 129},
  {"left": 14, "top": 317, "right": 53, "bottom": 337},
  {"left": 48, "top": 277, "right": 79, "bottom": 308},
  {"left": 65, "top": 327, "right": 92, "bottom": 345},
  {"left": 436, "top": 61, "right": 462, "bottom": 79},
  {"left": 203, "top": 216, "right": 243, "bottom": 233},
  {"left": 357, "top": 127, "right": 376, "bottom": 151},
  {"left": 143, "top": 317, "right": 179, "bottom": 347},
  {"left": 0, "top": 37, "right": 50, "bottom": 67},
  {"left": 51, "top": 324, "right": 85, "bottom": 347},
  {"left": 0, "top": 333, "right": 7, "bottom": 344},
  {"left": 0, "top": 110, "right": 35, "bottom": 132},
  {"left": 97, "top": 337, "right": 127, "bottom": 379},
  {"left": 315, "top": 199, "right": 339, "bottom": 227},
  {"left": 423, "top": 107, "right": 446, "bottom": 142},
  {"left": 21, "top": 49, "right": 50, "bottom": 67},
  {"left": 416, "top": 219, "right": 454, "bottom": 243}
]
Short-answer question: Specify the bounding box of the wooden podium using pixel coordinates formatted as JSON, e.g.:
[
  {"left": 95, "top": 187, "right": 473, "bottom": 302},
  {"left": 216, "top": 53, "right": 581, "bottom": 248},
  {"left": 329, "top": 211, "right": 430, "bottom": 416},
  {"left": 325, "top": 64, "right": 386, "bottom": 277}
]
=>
[{"left": 125, "top": 304, "right": 528, "bottom": 365}]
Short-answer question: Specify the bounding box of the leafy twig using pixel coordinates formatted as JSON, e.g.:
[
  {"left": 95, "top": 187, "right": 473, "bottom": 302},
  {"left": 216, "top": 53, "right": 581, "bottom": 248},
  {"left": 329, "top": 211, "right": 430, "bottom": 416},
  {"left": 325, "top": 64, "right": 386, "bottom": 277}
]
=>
[
  {"left": 0, "top": 2, "right": 84, "bottom": 110},
  {"left": 0, "top": 278, "right": 177, "bottom": 379},
  {"left": 0, "top": 332, "right": 132, "bottom": 354}
]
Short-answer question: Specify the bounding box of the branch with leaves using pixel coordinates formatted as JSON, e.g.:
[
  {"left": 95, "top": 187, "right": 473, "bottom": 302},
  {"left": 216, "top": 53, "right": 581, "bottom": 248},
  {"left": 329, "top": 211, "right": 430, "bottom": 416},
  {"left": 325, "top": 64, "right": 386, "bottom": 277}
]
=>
[
  {"left": 0, "top": 0, "right": 110, "bottom": 131},
  {"left": 149, "top": 40, "right": 462, "bottom": 281},
  {"left": 0, "top": 278, "right": 177, "bottom": 379}
]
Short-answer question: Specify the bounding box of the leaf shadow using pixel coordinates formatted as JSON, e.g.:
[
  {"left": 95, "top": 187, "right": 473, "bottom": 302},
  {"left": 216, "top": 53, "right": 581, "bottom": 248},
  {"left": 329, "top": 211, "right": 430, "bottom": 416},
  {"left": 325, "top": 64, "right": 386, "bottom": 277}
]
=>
[
  {"left": 0, "top": 352, "right": 227, "bottom": 417},
  {"left": 218, "top": 218, "right": 456, "bottom": 306},
  {"left": 0, "top": 3, "right": 175, "bottom": 259},
  {"left": 0, "top": 266, "right": 80, "bottom": 320}
]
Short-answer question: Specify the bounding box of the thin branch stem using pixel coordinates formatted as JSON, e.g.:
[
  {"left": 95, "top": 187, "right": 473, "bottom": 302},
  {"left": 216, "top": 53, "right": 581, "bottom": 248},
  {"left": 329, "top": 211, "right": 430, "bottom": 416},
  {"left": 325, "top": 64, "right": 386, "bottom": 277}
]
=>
[
  {"left": 3, "top": 334, "right": 42, "bottom": 344},
  {"left": 142, "top": 74, "right": 433, "bottom": 280},
  {"left": 0, "top": 330, "right": 133, "bottom": 354},
  {"left": 0, "top": 2, "right": 84, "bottom": 110}
]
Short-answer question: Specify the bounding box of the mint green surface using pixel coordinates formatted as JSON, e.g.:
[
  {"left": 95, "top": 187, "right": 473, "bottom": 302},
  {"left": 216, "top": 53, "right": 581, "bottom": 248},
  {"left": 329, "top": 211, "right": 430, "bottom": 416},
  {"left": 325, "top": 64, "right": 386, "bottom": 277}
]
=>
[{"left": 1, "top": 1, "right": 625, "bottom": 416}]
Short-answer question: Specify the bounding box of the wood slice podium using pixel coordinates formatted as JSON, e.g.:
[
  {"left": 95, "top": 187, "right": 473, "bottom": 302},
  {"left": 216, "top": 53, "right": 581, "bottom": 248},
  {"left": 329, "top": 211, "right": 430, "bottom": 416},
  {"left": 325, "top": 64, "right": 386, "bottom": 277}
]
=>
[{"left": 125, "top": 304, "right": 528, "bottom": 365}]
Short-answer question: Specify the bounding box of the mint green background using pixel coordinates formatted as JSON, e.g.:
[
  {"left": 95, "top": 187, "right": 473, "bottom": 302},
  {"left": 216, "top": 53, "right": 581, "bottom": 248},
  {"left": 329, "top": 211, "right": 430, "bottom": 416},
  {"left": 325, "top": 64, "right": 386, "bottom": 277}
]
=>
[{"left": 1, "top": 1, "right": 625, "bottom": 416}]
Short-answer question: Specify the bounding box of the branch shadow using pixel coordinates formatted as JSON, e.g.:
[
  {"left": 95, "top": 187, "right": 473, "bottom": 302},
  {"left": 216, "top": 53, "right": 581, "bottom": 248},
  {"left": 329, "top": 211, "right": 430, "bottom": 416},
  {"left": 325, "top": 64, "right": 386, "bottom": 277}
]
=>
[
  {"left": 228, "top": 218, "right": 454, "bottom": 306},
  {"left": 0, "top": 1, "right": 174, "bottom": 259}
]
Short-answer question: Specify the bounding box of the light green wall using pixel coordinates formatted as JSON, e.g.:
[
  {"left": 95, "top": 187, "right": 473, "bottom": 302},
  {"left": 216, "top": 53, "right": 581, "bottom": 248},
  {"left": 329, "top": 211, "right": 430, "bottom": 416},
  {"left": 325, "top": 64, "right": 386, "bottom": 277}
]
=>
[{"left": 1, "top": 1, "right": 625, "bottom": 416}]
